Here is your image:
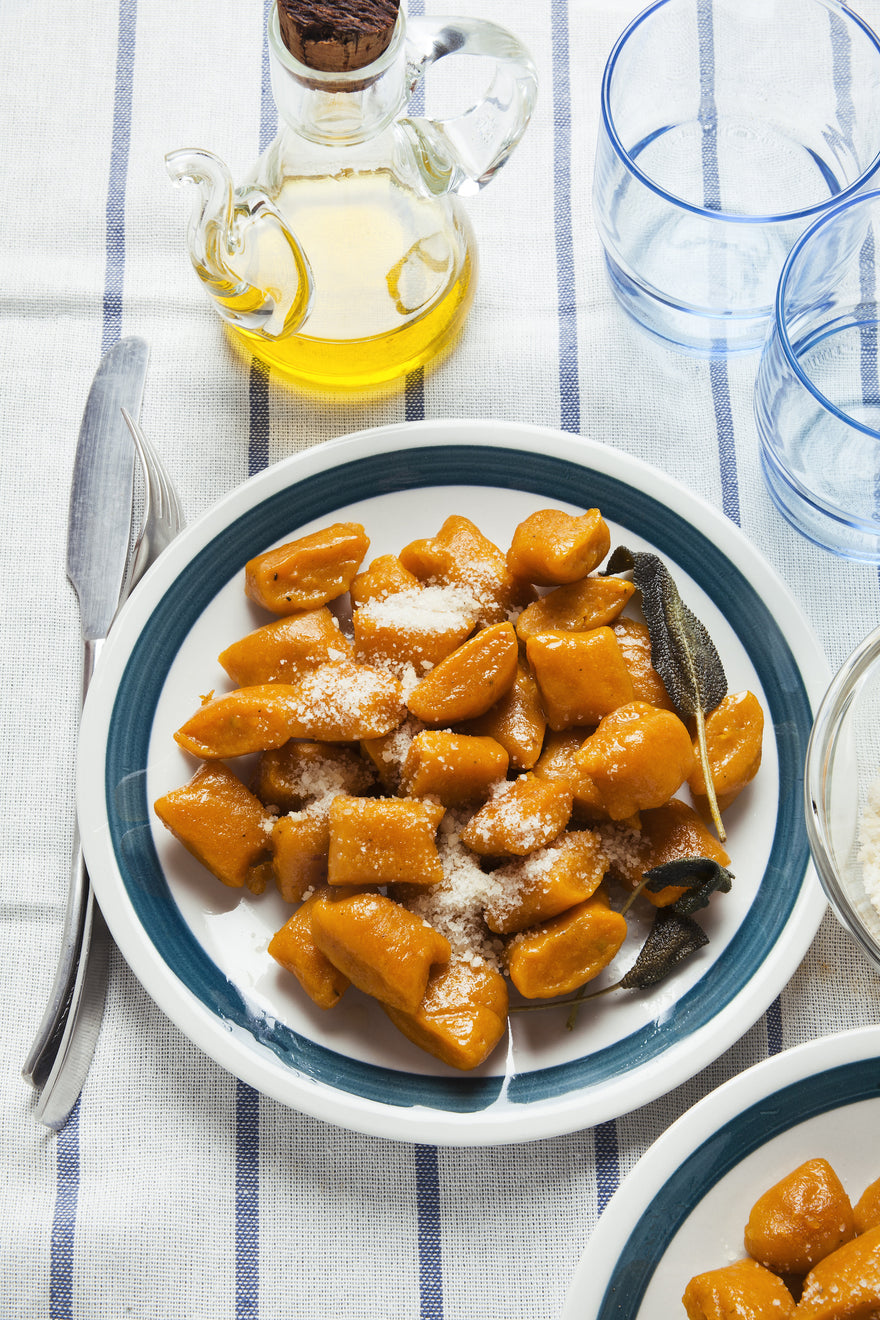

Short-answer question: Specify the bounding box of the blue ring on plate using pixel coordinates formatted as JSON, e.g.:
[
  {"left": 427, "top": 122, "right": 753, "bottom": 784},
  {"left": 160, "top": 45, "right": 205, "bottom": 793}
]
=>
[
  {"left": 597, "top": 1056, "right": 880, "bottom": 1315},
  {"left": 105, "top": 445, "right": 812, "bottom": 1111}
]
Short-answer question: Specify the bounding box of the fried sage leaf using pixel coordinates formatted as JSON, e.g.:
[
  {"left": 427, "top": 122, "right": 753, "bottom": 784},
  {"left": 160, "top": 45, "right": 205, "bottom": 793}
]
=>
[
  {"left": 644, "top": 856, "right": 734, "bottom": 916},
  {"left": 605, "top": 545, "right": 728, "bottom": 840},
  {"left": 617, "top": 908, "right": 709, "bottom": 990}
]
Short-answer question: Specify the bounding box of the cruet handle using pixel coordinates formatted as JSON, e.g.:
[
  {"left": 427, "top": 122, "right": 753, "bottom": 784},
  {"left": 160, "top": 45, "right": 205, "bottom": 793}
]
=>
[
  {"left": 401, "top": 16, "right": 538, "bottom": 197},
  {"left": 166, "top": 149, "right": 314, "bottom": 341}
]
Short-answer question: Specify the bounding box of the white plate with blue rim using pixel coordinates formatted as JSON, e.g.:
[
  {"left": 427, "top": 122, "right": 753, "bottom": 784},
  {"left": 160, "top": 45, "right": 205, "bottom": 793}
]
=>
[
  {"left": 77, "top": 420, "right": 829, "bottom": 1145},
  {"left": 562, "top": 1025, "right": 880, "bottom": 1316}
]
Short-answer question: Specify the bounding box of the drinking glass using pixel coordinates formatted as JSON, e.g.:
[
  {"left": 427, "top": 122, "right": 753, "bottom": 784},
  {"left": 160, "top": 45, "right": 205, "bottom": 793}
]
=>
[
  {"left": 593, "top": 0, "right": 880, "bottom": 355},
  {"left": 755, "top": 190, "right": 880, "bottom": 562}
]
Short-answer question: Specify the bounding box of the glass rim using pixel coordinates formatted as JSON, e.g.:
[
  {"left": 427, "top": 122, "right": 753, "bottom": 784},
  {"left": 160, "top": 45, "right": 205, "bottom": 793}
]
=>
[
  {"left": 774, "top": 187, "right": 880, "bottom": 439},
  {"left": 804, "top": 622, "right": 880, "bottom": 971},
  {"left": 600, "top": 0, "right": 880, "bottom": 225}
]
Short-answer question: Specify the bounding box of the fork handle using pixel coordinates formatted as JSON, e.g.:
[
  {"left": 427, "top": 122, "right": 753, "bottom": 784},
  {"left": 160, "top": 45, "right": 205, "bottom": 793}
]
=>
[{"left": 22, "top": 638, "right": 102, "bottom": 1087}]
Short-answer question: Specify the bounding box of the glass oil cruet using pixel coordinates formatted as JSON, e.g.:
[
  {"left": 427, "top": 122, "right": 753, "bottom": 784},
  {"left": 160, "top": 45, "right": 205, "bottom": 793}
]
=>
[{"left": 166, "top": 0, "right": 537, "bottom": 390}]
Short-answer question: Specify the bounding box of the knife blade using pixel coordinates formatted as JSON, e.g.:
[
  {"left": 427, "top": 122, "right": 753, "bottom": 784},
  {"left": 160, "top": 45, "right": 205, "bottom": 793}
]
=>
[
  {"left": 67, "top": 336, "right": 147, "bottom": 642},
  {"left": 22, "top": 336, "right": 149, "bottom": 1089}
]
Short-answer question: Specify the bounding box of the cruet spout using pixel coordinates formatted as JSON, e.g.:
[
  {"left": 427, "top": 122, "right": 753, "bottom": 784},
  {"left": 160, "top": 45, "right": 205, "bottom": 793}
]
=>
[{"left": 165, "top": 148, "right": 313, "bottom": 340}]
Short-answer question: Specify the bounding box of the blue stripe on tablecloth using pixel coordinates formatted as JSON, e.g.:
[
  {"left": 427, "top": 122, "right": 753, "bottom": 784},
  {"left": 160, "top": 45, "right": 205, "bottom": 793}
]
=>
[
  {"left": 697, "top": 0, "right": 742, "bottom": 526},
  {"left": 100, "top": 0, "right": 138, "bottom": 356},
  {"left": 858, "top": 229, "right": 880, "bottom": 547},
  {"left": 248, "top": 0, "right": 279, "bottom": 477},
  {"left": 708, "top": 358, "right": 741, "bottom": 525},
  {"left": 238, "top": 13, "right": 275, "bottom": 1316},
  {"left": 400, "top": 19, "right": 439, "bottom": 1312},
  {"left": 405, "top": 0, "right": 426, "bottom": 420},
  {"left": 236, "top": 1081, "right": 260, "bottom": 1318},
  {"left": 551, "top": 0, "right": 579, "bottom": 433},
  {"left": 415, "top": 1145, "right": 443, "bottom": 1319},
  {"left": 259, "top": 0, "right": 277, "bottom": 153},
  {"left": 830, "top": 5, "right": 880, "bottom": 568},
  {"left": 859, "top": 231, "right": 880, "bottom": 407},
  {"left": 248, "top": 358, "right": 271, "bottom": 477},
  {"left": 850, "top": 22, "right": 879, "bottom": 474},
  {"left": 766, "top": 997, "right": 784, "bottom": 1055},
  {"left": 52, "top": 1, "right": 138, "bottom": 1310},
  {"left": 407, "top": 365, "right": 426, "bottom": 421},
  {"left": 594, "top": 1120, "right": 620, "bottom": 1217},
  {"left": 49, "top": 1100, "right": 80, "bottom": 1319}
]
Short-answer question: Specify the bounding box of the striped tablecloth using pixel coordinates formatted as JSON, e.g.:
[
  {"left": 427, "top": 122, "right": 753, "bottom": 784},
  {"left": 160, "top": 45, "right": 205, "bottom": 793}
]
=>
[{"left": 4, "top": 0, "right": 880, "bottom": 1316}]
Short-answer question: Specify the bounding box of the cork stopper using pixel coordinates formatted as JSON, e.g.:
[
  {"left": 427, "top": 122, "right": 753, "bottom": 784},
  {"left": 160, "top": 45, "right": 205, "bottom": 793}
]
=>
[{"left": 277, "top": 0, "right": 400, "bottom": 73}]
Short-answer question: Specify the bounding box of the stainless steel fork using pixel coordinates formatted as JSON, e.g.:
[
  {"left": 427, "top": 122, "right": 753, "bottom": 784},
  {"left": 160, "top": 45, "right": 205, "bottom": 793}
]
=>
[
  {"left": 26, "top": 414, "right": 184, "bottom": 1125},
  {"left": 119, "top": 406, "right": 184, "bottom": 590}
]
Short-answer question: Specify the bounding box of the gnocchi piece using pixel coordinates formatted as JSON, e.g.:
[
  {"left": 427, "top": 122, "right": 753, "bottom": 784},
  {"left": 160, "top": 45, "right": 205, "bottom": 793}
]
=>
[
  {"left": 795, "top": 1224, "right": 880, "bottom": 1319},
  {"left": 401, "top": 730, "right": 509, "bottom": 806},
  {"left": 855, "top": 1175, "right": 880, "bottom": 1234},
  {"left": 688, "top": 690, "right": 764, "bottom": 812},
  {"left": 244, "top": 521, "right": 369, "bottom": 614},
  {"left": 459, "top": 660, "right": 547, "bottom": 771},
  {"left": 284, "top": 660, "right": 406, "bottom": 742},
  {"left": 268, "top": 888, "right": 350, "bottom": 1009},
  {"left": 270, "top": 812, "right": 329, "bottom": 902},
  {"left": 359, "top": 717, "right": 423, "bottom": 794},
  {"left": 534, "top": 728, "right": 607, "bottom": 820},
  {"left": 460, "top": 773, "right": 573, "bottom": 857},
  {"left": 383, "top": 958, "right": 509, "bottom": 1071},
  {"left": 682, "top": 1258, "right": 796, "bottom": 1319},
  {"left": 506, "top": 507, "right": 611, "bottom": 585},
  {"left": 399, "top": 514, "right": 533, "bottom": 624},
  {"left": 575, "top": 701, "right": 696, "bottom": 820},
  {"left": 612, "top": 618, "right": 675, "bottom": 711},
  {"left": 515, "top": 574, "right": 636, "bottom": 642},
  {"left": 606, "top": 798, "right": 731, "bottom": 906},
  {"left": 174, "top": 684, "right": 304, "bottom": 759},
  {"left": 506, "top": 890, "right": 627, "bottom": 999},
  {"left": 352, "top": 585, "right": 476, "bottom": 672},
  {"left": 174, "top": 663, "right": 405, "bottom": 755},
  {"left": 255, "top": 740, "right": 376, "bottom": 814},
  {"left": 309, "top": 891, "right": 451, "bottom": 1013},
  {"left": 217, "top": 607, "right": 353, "bottom": 686},
  {"left": 525, "top": 627, "right": 635, "bottom": 731},
  {"left": 327, "top": 796, "right": 446, "bottom": 887},
  {"left": 744, "top": 1158, "right": 855, "bottom": 1276},
  {"left": 350, "top": 553, "right": 419, "bottom": 606},
  {"left": 483, "top": 830, "right": 608, "bottom": 934},
  {"left": 154, "top": 761, "right": 273, "bottom": 891},
  {"left": 406, "top": 621, "right": 519, "bottom": 725}
]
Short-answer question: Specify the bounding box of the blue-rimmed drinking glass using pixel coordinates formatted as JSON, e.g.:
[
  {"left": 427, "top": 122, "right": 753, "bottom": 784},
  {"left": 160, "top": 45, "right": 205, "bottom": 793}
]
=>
[
  {"left": 593, "top": 0, "right": 880, "bottom": 355},
  {"left": 756, "top": 189, "right": 880, "bottom": 561}
]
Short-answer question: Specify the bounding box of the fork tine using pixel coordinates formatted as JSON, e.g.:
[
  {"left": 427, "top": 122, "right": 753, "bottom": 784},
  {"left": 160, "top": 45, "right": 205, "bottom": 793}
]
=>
[
  {"left": 119, "top": 407, "right": 184, "bottom": 576},
  {"left": 121, "top": 406, "right": 163, "bottom": 514}
]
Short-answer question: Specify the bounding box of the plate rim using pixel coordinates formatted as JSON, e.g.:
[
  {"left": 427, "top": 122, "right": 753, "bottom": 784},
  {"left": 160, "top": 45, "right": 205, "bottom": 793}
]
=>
[
  {"left": 77, "top": 419, "right": 831, "bottom": 1144},
  {"left": 561, "top": 1023, "right": 880, "bottom": 1318}
]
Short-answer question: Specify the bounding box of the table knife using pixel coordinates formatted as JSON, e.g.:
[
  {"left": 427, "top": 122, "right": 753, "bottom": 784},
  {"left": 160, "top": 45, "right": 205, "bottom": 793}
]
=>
[{"left": 22, "top": 336, "right": 148, "bottom": 1089}]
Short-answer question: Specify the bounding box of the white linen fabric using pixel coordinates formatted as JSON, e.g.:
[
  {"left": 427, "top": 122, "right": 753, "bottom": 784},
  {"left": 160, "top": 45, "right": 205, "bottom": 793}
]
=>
[{"left": 3, "top": 0, "right": 880, "bottom": 1316}]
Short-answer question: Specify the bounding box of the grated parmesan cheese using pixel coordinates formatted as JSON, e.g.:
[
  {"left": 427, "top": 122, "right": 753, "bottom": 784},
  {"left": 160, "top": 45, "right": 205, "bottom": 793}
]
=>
[
  {"left": 857, "top": 769, "right": 880, "bottom": 920},
  {"left": 402, "top": 810, "right": 507, "bottom": 971},
  {"left": 358, "top": 584, "right": 479, "bottom": 631}
]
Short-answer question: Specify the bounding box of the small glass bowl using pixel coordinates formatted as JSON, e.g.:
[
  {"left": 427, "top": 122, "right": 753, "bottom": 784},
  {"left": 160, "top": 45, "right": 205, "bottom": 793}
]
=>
[{"left": 806, "top": 625, "right": 880, "bottom": 972}]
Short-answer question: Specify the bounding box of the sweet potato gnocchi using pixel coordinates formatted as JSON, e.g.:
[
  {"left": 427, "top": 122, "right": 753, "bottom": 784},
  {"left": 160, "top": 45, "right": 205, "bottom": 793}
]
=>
[
  {"left": 683, "top": 1158, "right": 880, "bottom": 1318},
  {"left": 154, "top": 507, "right": 764, "bottom": 1072}
]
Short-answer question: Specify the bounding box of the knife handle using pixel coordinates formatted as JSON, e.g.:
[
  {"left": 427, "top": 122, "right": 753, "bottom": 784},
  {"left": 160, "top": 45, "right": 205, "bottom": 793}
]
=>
[
  {"left": 22, "top": 638, "right": 104, "bottom": 1087},
  {"left": 21, "top": 843, "right": 90, "bottom": 1086},
  {"left": 34, "top": 886, "right": 111, "bottom": 1129}
]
